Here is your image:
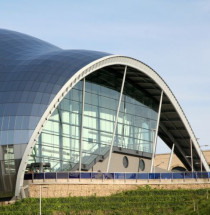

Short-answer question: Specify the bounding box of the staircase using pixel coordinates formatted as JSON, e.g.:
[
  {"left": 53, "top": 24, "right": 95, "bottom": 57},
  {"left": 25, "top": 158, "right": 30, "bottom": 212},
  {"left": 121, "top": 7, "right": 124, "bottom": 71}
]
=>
[{"left": 70, "top": 146, "right": 110, "bottom": 171}]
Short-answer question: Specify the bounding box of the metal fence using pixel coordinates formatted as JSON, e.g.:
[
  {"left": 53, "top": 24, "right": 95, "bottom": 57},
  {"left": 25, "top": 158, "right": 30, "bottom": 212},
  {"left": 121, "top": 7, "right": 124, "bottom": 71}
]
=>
[{"left": 24, "top": 172, "right": 210, "bottom": 181}]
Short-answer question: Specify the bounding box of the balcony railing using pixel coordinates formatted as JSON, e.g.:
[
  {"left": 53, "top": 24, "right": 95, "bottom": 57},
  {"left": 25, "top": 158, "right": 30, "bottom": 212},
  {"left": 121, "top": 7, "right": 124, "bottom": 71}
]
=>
[{"left": 24, "top": 172, "right": 210, "bottom": 181}]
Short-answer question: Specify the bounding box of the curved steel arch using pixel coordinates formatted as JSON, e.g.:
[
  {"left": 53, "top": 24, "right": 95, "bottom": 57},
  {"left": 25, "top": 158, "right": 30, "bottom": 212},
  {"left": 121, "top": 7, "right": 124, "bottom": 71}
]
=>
[{"left": 15, "top": 55, "right": 210, "bottom": 197}]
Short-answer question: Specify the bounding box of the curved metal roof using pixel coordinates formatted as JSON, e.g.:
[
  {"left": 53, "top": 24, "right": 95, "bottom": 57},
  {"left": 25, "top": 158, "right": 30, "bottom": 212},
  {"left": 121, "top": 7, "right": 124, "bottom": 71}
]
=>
[
  {"left": 0, "top": 29, "right": 209, "bottom": 198},
  {"left": 0, "top": 29, "right": 110, "bottom": 145}
]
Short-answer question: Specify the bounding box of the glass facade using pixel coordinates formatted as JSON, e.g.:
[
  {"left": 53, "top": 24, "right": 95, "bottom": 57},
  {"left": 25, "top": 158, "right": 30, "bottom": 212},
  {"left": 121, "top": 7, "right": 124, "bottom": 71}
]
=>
[
  {"left": 28, "top": 69, "right": 158, "bottom": 172},
  {"left": 3, "top": 145, "right": 15, "bottom": 174}
]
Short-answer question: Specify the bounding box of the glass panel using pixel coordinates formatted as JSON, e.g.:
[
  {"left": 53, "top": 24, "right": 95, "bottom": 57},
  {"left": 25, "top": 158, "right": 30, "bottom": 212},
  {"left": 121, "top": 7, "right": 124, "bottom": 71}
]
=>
[
  {"left": 173, "top": 173, "right": 184, "bottom": 179},
  {"left": 161, "top": 173, "right": 172, "bottom": 179},
  {"left": 138, "top": 173, "right": 148, "bottom": 179},
  {"left": 27, "top": 68, "right": 158, "bottom": 172},
  {"left": 3, "top": 145, "right": 15, "bottom": 174}
]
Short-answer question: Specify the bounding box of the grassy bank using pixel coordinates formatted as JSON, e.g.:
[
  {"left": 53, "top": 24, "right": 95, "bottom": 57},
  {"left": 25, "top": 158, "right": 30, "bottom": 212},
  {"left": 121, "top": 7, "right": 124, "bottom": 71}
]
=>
[{"left": 0, "top": 186, "right": 210, "bottom": 214}]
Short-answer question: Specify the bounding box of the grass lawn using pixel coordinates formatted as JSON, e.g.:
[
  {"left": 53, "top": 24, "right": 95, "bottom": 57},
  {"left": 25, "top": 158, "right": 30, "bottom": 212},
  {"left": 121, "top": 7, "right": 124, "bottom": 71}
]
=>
[{"left": 0, "top": 186, "right": 210, "bottom": 214}]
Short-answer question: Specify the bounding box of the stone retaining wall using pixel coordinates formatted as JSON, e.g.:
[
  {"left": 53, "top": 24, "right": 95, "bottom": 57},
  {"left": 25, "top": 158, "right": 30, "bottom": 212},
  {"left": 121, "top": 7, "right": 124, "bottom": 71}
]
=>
[{"left": 28, "top": 182, "right": 210, "bottom": 198}]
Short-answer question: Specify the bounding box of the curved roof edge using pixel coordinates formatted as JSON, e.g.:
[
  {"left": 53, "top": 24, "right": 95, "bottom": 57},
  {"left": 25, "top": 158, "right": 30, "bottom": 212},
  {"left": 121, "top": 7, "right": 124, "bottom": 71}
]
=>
[{"left": 15, "top": 55, "right": 210, "bottom": 197}]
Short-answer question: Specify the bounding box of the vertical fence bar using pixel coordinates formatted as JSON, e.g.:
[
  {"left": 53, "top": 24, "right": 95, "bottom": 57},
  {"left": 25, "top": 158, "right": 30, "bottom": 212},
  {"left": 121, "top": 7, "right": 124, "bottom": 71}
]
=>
[{"left": 91, "top": 171, "right": 92, "bottom": 182}]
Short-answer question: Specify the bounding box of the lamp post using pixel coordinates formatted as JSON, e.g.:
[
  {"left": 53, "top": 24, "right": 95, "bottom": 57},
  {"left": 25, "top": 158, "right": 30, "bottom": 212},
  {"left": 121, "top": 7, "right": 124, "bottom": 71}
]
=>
[
  {"left": 39, "top": 185, "right": 41, "bottom": 215},
  {"left": 40, "top": 185, "right": 48, "bottom": 215}
]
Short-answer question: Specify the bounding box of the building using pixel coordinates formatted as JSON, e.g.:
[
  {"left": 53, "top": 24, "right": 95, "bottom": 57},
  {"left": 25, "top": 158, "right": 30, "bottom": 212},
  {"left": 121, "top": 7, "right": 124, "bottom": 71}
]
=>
[
  {"left": 155, "top": 150, "right": 210, "bottom": 172},
  {"left": 0, "top": 29, "right": 209, "bottom": 198}
]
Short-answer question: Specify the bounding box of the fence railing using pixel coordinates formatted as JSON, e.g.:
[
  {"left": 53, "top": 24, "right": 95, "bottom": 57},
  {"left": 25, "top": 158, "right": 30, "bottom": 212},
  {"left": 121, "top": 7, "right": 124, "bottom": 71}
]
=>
[{"left": 24, "top": 172, "right": 210, "bottom": 181}]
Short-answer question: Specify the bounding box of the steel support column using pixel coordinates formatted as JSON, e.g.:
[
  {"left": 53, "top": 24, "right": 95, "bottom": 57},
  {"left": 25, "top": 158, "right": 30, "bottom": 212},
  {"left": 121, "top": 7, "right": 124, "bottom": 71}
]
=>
[
  {"left": 150, "top": 90, "right": 163, "bottom": 173},
  {"left": 200, "top": 145, "right": 208, "bottom": 172},
  {"left": 167, "top": 143, "right": 175, "bottom": 171},
  {"left": 106, "top": 66, "right": 127, "bottom": 173},
  {"left": 79, "top": 78, "right": 85, "bottom": 172},
  {"left": 190, "top": 138, "right": 194, "bottom": 172},
  {"left": 58, "top": 108, "right": 63, "bottom": 171}
]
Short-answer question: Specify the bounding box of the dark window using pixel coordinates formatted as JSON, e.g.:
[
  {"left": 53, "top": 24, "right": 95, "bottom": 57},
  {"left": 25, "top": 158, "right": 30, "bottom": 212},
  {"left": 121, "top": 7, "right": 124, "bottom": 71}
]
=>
[
  {"left": 172, "top": 166, "right": 186, "bottom": 172},
  {"left": 139, "top": 159, "right": 145, "bottom": 171},
  {"left": 123, "top": 156, "right": 129, "bottom": 168}
]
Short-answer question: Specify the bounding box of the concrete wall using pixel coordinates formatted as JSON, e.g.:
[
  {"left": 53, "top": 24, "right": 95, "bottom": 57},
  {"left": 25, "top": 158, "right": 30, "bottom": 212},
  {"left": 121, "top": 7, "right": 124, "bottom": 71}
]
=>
[
  {"left": 92, "top": 152, "right": 151, "bottom": 172},
  {"left": 28, "top": 181, "right": 210, "bottom": 198},
  {"left": 29, "top": 184, "right": 138, "bottom": 198}
]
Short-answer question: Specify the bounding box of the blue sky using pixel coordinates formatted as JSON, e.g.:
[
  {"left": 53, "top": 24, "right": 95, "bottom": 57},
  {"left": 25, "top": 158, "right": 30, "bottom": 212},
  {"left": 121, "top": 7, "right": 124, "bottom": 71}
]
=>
[{"left": 0, "top": 0, "right": 210, "bottom": 153}]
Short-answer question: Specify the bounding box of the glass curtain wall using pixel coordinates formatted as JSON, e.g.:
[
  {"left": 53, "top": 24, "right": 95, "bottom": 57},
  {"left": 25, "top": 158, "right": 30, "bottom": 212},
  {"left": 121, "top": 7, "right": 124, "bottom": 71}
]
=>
[
  {"left": 28, "top": 68, "right": 158, "bottom": 172},
  {"left": 3, "top": 145, "right": 15, "bottom": 174}
]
